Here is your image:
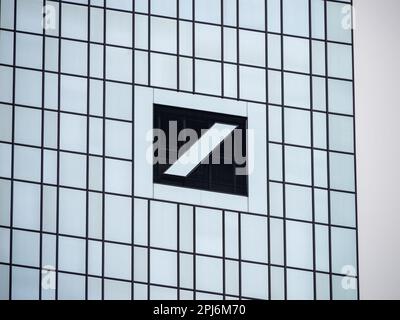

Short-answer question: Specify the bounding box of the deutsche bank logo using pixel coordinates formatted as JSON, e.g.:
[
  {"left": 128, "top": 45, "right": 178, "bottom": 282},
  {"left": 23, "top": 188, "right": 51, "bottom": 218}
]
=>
[{"left": 152, "top": 105, "right": 248, "bottom": 196}]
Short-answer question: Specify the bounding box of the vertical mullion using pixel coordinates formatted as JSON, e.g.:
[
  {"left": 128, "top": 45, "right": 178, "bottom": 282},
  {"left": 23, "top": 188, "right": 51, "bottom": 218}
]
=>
[
  {"left": 192, "top": 0, "right": 195, "bottom": 94},
  {"left": 177, "top": 204, "right": 180, "bottom": 300},
  {"left": 131, "top": 0, "right": 136, "bottom": 301},
  {"left": 147, "top": 199, "right": 151, "bottom": 300},
  {"left": 280, "top": 0, "right": 288, "bottom": 300},
  {"left": 148, "top": 0, "right": 151, "bottom": 86},
  {"left": 101, "top": 0, "right": 106, "bottom": 301},
  {"left": 39, "top": 0, "right": 47, "bottom": 301},
  {"left": 222, "top": 209, "right": 226, "bottom": 300},
  {"left": 350, "top": 0, "right": 360, "bottom": 300},
  {"left": 264, "top": 0, "right": 271, "bottom": 301},
  {"left": 308, "top": 0, "right": 317, "bottom": 301},
  {"left": 55, "top": 0, "right": 62, "bottom": 301},
  {"left": 324, "top": 0, "right": 333, "bottom": 300},
  {"left": 236, "top": 0, "right": 239, "bottom": 100},
  {"left": 193, "top": 206, "right": 196, "bottom": 299},
  {"left": 177, "top": 0, "right": 180, "bottom": 91},
  {"left": 221, "top": 0, "right": 224, "bottom": 97},
  {"left": 238, "top": 211, "right": 242, "bottom": 299},
  {"left": 8, "top": 0, "right": 17, "bottom": 300},
  {"left": 85, "top": 0, "right": 91, "bottom": 301}
]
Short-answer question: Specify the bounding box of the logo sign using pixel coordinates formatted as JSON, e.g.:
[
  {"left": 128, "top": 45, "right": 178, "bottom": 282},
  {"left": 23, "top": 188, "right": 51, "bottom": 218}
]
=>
[{"left": 152, "top": 105, "right": 248, "bottom": 196}]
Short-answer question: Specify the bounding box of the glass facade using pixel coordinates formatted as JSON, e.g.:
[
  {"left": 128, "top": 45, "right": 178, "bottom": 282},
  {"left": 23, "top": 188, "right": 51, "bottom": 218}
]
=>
[{"left": 0, "top": 0, "right": 358, "bottom": 300}]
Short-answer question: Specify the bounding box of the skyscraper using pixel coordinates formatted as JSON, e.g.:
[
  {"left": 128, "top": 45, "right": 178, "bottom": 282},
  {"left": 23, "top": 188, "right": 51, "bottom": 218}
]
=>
[{"left": 0, "top": 0, "right": 358, "bottom": 300}]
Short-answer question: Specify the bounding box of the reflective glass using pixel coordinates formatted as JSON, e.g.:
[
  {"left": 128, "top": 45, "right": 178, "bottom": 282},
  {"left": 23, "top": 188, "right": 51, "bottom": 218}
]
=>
[
  {"left": 284, "top": 108, "right": 310, "bottom": 146},
  {"left": 150, "top": 249, "right": 177, "bottom": 286},
  {"left": 329, "top": 115, "right": 354, "bottom": 152},
  {"left": 196, "top": 208, "right": 222, "bottom": 256},
  {"left": 151, "top": 201, "right": 177, "bottom": 250},
  {"left": 105, "top": 195, "right": 131, "bottom": 243},
  {"left": 283, "top": 0, "right": 309, "bottom": 37},
  {"left": 284, "top": 36, "right": 309, "bottom": 73},
  {"left": 62, "top": 3, "right": 88, "bottom": 40},
  {"left": 286, "top": 221, "right": 313, "bottom": 269},
  {"left": 195, "top": 23, "right": 221, "bottom": 60},
  {"left": 12, "top": 230, "right": 40, "bottom": 267},
  {"left": 241, "top": 214, "right": 268, "bottom": 263},
  {"left": 241, "top": 262, "right": 268, "bottom": 299},
  {"left": 16, "top": 33, "right": 42, "bottom": 69},
  {"left": 105, "top": 243, "right": 131, "bottom": 280},
  {"left": 239, "top": 30, "right": 265, "bottom": 67},
  {"left": 106, "top": 10, "right": 132, "bottom": 47},
  {"left": 285, "top": 146, "right": 311, "bottom": 185},
  {"left": 286, "top": 185, "right": 312, "bottom": 221},
  {"left": 151, "top": 17, "right": 177, "bottom": 54}
]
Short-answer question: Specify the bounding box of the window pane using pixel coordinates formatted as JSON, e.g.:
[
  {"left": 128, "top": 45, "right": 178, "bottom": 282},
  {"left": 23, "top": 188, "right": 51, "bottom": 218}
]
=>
[
  {"left": 150, "top": 53, "right": 177, "bottom": 89},
  {"left": 286, "top": 221, "right": 313, "bottom": 269},
  {"left": 239, "top": 30, "right": 265, "bottom": 67},
  {"left": 284, "top": 108, "right": 310, "bottom": 146},
  {"left": 285, "top": 146, "right": 311, "bottom": 185},
  {"left": 195, "top": 0, "right": 220, "bottom": 24},
  {"left": 287, "top": 269, "right": 313, "bottom": 300},
  {"left": 62, "top": 3, "right": 88, "bottom": 40},
  {"left": 283, "top": 0, "right": 309, "bottom": 37},
  {"left": 58, "top": 273, "right": 85, "bottom": 300},
  {"left": 284, "top": 36, "right": 309, "bottom": 73},
  {"left": 60, "top": 152, "right": 87, "bottom": 188},
  {"left": 284, "top": 73, "right": 310, "bottom": 109},
  {"left": 105, "top": 82, "right": 132, "bottom": 121},
  {"left": 328, "top": 43, "right": 353, "bottom": 80},
  {"left": 105, "top": 119, "right": 132, "bottom": 159},
  {"left": 195, "top": 60, "right": 221, "bottom": 95},
  {"left": 14, "top": 146, "right": 41, "bottom": 182},
  {"left": 328, "top": 79, "right": 353, "bottom": 115},
  {"left": 105, "top": 158, "right": 132, "bottom": 195},
  {"left": 15, "top": 107, "right": 42, "bottom": 146},
  {"left": 241, "top": 262, "right": 268, "bottom": 299},
  {"left": 196, "top": 208, "right": 222, "bottom": 256},
  {"left": 59, "top": 188, "right": 86, "bottom": 237},
  {"left": 106, "top": 46, "right": 132, "bottom": 82},
  {"left": 106, "top": 10, "right": 132, "bottom": 47},
  {"left": 60, "top": 113, "right": 87, "bottom": 152},
  {"left": 329, "top": 152, "right": 355, "bottom": 191},
  {"left": 61, "top": 75, "right": 87, "bottom": 114},
  {"left": 13, "top": 182, "right": 40, "bottom": 230},
  {"left": 105, "top": 194, "right": 131, "bottom": 243},
  {"left": 150, "top": 249, "right": 177, "bottom": 286},
  {"left": 61, "top": 40, "right": 88, "bottom": 76},
  {"left": 150, "top": 201, "right": 177, "bottom": 250},
  {"left": 241, "top": 214, "right": 268, "bottom": 263},
  {"left": 59, "top": 236, "right": 86, "bottom": 273},
  {"left": 286, "top": 185, "right": 312, "bottom": 221},
  {"left": 329, "top": 114, "right": 354, "bottom": 152},
  {"left": 195, "top": 23, "right": 221, "bottom": 60},
  {"left": 327, "top": 2, "right": 352, "bottom": 43},
  {"left": 13, "top": 230, "right": 40, "bottom": 267},
  {"left": 239, "top": 66, "right": 266, "bottom": 102},
  {"left": 15, "top": 68, "right": 42, "bottom": 107},
  {"left": 105, "top": 243, "right": 131, "bottom": 280},
  {"left": 151, "top": 17, "right": 177, "bottom": 54},
  {"left": 11, "top": 267, "right": 39, "bottom": 300},
  {"left": 239, "top": 0, "right": 265, "bottom": 30},
  {"left": 331, "top": 191, "right": 356, "bottom": 227},
  {"left": 151, "top": 0, "right": 176, "bottom": 17},
  {"left": 331, "top": 227, "right": 357, "bottom": 275},
  {"left": 16, "top": 33, "right": 42, "bottom": 68},
  {"left": 196, "top": 256, "right": 222, "bottom": 293}
]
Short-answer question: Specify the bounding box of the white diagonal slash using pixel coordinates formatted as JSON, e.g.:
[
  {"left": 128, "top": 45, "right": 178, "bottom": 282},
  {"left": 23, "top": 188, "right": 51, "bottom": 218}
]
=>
[{"left": 164, "top": 123, "right": 237, "bottom": 177}]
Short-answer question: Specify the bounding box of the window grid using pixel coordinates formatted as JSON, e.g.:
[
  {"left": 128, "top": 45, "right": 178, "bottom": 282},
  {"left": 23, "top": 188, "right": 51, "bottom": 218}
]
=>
[{"left": 0, "top": 0, "right": 358, "bottom": 300}]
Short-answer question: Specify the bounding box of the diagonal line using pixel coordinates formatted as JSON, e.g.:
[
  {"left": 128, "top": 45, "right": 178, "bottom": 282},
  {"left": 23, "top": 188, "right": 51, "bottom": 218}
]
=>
[{"left": 164, "top": 123, "right": 237, "bottom": 177}]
